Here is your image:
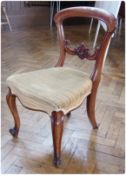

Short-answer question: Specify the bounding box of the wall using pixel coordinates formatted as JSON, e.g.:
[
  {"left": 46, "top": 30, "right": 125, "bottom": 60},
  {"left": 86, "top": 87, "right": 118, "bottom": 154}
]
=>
[{"left": 1, "top": 1, "right": 50, "bottom": 29}]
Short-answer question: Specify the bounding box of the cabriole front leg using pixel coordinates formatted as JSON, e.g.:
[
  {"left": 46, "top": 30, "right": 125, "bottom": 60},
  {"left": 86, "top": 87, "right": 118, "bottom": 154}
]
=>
[
  {"left": 6, "top": 88, "right": 20, "bottom": 138},
  {"left": 51, "top": 111, "right": 64, "bottom": 167}
]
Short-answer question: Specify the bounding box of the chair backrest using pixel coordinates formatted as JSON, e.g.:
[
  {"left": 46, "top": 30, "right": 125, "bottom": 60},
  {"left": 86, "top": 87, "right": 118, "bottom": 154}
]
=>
[{"left": 54, "top": 7, "right": 116, "bottom": 85}]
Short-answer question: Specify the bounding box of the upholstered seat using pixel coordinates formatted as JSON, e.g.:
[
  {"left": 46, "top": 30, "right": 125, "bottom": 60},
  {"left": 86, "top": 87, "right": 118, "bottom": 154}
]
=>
[{"left": 6, "top": 67, "right": 92, "bottom": 115}]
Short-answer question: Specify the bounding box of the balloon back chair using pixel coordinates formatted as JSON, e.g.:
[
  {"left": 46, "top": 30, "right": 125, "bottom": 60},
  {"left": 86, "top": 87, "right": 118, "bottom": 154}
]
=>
[{"left": 6, "top": 7, "right": 116, "bottom": 167}]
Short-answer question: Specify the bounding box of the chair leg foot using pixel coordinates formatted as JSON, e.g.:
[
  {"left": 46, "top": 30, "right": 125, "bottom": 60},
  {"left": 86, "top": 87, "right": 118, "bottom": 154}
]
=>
[
  {"left": 51, "top": 111, "right": 64, "bottom": 167},
  {"left": 6, "top": 88, "right": 20, "bottom": 138},
  {"left": 9, "top": 127, "right": 19, "bottom": 138},
  {"left": 53, "top": 156, "right": 61, "bottom": 167},
  {"left": 93, "top": 125, "right": 98, "bottom": 129}
]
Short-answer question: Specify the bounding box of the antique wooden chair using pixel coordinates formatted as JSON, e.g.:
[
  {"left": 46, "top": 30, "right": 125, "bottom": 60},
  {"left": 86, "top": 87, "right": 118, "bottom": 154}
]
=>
[{"left": 6, "top": 7, "right": 116, "bottom": 167}]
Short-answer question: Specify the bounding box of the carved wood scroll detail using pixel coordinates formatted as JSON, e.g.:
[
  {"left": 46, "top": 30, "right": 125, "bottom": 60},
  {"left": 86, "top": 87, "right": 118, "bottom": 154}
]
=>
[{"left": 64, "top": 40, "right": 99, "bottom": 60}]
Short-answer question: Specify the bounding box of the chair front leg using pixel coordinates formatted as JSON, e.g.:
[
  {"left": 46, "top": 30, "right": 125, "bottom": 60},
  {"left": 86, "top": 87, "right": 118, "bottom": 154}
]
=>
[
  {"left": 6, "top": 88, "right": 20, "bottom": 138},
  {"left": 87, "top": 88, "right": 98, "bottom": 129},
  {"left": 51, "top": 111, "right": 64, "bottom": 167}
]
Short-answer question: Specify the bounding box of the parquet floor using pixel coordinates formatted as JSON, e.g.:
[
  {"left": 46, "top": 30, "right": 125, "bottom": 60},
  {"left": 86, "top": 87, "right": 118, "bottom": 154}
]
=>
[{"left": 1, "top": 23, "right": 125, "bottom": 174}]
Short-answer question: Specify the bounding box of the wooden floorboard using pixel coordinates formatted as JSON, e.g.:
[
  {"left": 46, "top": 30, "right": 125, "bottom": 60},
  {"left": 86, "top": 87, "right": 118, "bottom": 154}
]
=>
[{"left": 1, "top": 24, "right": 125, "bottom": 174}]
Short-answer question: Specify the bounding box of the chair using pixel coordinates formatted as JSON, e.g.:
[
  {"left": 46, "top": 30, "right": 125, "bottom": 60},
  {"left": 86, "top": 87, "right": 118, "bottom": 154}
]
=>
[{"left": 6, "top": 7, "right": 116, "bottom": 167}]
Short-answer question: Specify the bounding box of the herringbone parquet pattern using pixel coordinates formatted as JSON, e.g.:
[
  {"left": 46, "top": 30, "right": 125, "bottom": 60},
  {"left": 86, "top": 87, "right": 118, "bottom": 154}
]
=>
[{"left": 1, "top": 24, "right": 125, "bottom": 173}]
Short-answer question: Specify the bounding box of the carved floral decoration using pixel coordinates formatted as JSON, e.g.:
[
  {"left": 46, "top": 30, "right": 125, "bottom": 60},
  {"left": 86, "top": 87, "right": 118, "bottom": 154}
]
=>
[{"left": 64, "top": 40, "right": 99, "bottom": 60}]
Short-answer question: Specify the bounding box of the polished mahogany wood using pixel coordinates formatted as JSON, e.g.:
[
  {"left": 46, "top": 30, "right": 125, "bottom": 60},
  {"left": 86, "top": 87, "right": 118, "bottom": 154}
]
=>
[
  {"left": 6, "top": 88, "right": 20, "bottom": 138},
  {"left": 51, "top": 111, "right": 64, "bottom": 167}
]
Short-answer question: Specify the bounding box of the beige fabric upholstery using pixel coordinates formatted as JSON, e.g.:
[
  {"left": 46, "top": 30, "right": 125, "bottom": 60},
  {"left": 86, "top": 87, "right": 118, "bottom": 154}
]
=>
[{"left": 6, "top": 67, "right": 92, "bottom": 115}]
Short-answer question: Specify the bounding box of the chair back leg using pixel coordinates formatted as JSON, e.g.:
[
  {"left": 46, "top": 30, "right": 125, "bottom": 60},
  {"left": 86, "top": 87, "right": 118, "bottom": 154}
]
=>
[{"left": 87, "top": 88, "right": 98, "bottom": 129}]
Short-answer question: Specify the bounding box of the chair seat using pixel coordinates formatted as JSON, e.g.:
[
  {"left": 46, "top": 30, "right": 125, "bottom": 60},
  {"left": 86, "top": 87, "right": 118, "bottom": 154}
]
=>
[{"left": 6, "top": 67, "right": 92, "bottom": 115}]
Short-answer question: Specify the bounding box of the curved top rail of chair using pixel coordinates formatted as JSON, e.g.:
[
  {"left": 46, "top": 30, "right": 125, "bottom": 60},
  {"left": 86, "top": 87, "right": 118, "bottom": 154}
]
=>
[{"left": 54, "top": 7, "right": 116, "bottom": 33}]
